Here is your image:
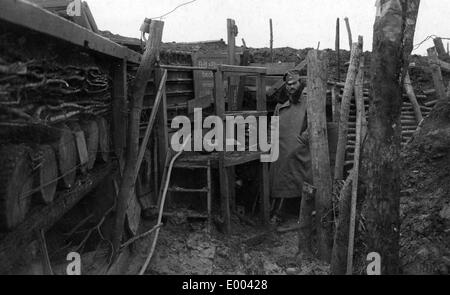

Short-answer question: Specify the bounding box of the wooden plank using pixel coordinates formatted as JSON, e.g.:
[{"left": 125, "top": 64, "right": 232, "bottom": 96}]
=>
[
  {"left": 433, "top": 37, "right": 448, "bottom": 60},
  {"left": 0, "top": 0, "right": 141, "bottom": 64},
  {"left": 250, "top": 63, "right": 296, "bottom": 75},
  {"left": 306, "top": 49, "right": 333, "bottom": 262},
  {"left": 83, "top": 2, "right": 99, "bottom": 33},
  {"left": 0, "top": 164, "right": 112, "bottom": 275},
  {"left": 218, "top": 64, "right": 267, "bottom": 74},
  {"left": 256, "top": 74, "right": 267, "bottom": 111}
]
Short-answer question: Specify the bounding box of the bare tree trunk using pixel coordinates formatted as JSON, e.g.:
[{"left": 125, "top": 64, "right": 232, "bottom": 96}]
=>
[{"left": 360, "top": 0, "right": 420, "bottom": 275}]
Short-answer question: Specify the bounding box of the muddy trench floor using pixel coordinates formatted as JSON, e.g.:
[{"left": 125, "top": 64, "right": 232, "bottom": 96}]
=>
[{"left": 121, "top": 212, "right": 330, "bottom": 275}]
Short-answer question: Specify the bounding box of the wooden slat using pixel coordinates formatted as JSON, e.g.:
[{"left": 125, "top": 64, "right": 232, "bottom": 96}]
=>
[{"left": 0, "top": 0, "right": 141, "bottom": 64}]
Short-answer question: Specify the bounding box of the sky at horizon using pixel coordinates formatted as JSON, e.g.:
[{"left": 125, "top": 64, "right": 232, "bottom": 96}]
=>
[{"left": 88, "top": 0, "right": 450, "bottom": 56}]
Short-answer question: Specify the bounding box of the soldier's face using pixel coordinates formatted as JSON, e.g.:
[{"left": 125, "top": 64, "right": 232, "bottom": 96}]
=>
[{"left": 286, "top": 80, "right": 300, "bottom": 95}]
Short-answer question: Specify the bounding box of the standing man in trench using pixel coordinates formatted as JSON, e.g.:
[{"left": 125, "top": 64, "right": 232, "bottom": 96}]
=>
[{"left": 270, "top": 70, "right": 312, "bottom": 219}]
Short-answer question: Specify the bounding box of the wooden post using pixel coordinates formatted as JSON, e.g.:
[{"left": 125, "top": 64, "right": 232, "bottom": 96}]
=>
[
  {"left": 112, "top": 20, "right": 164, "bottom": 257},
  {"left": 332, "top": 86, "right": 340, "bottom": 123},
  {"left": 270, "top": 18, "right": 274, "bottom": 63},
  {"left": 298, "top": 182, "right": 315, "bottom": 254},
  {"left": 306, "top": 50, "right": 333, "bottom": 262},
  {"left": 344, "top": 17, "right": 352, "bottom": 50},
  {"left": 334, "top": 37, "right": 363, "bottom": 180},
  {"left": 360, "top": 0, "right": 420, "bottom": 274},
  {"left": 428, "top": 47, "right": 447, "bottom": 102},
  {"left": 330, "top": 172, "right": 353, "bottom": 274},
  {"left": 336, "top": 18, "right": 341, "bottom": 82},
  {"left": 227, "top": 18, "right": 239, "bottom": 110},
  {"left": 259, "top": 162, "right": 270, "bottom": 224},
  {"left": 433, "top": 37, "right": 448, "bottom": 59},
  {"left": 111, "top": 58, "right": 127, "bottom": 165},
  {"left": 346, "top": 56, "right": 365, "bottom": 275},
  {"left": 404, "top": 71, "right": 423, "bottom": 123}
]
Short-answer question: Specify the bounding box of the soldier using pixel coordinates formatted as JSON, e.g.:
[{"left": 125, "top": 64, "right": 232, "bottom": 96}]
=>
[{"left": 270, "top": 70, "right": 312, "bottom": 207}]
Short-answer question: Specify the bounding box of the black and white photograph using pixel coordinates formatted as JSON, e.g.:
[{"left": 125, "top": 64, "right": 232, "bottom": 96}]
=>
[{"left": 0, "top": 0, "right": 449, "bottom": 277}]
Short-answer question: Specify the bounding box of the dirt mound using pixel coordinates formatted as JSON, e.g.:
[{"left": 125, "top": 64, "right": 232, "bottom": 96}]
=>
[{"left": 400, "top": 101, "right": 450, "bottom": 274}]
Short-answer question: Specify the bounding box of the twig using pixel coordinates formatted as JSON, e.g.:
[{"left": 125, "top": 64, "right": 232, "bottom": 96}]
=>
[{"left": 120, "top": 223, "right": 163, "bottom": 249}]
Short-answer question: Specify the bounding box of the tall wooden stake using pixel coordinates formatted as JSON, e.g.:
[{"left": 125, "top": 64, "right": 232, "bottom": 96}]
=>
[
  {"left": 344, "top": 17, "right": 353, "bottom": 50},
  {"left": 336, "top": 18, "right": 341, "bottom": 82},
  {"left": 346, "top": 56, "right": 365, "bottom": 275},
  {"left": 360, "top": 0, "right": 420, "bottom": 274},
  {"left": 334, "top": 36, "right": 363, "bottom": 180},
  {"left": 306, "top": 50, "right": 333, "bottom": 262},
  {"left": 112, "top": 20, "right": 164, "bottom": 258},
  {"left": 270, "top": 18, "right": 274, "bottom": 63}
]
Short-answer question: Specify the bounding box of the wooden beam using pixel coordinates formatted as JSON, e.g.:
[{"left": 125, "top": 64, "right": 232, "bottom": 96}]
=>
[
  {"left": 427, "top": 47, "right": 448, "bottom": 102},
  {"left": 0, "top": 0, "right": 141, "bottom": 64},
  {"left": 134, "top": 70, "right": 168, "bottom": 178},
  {"left": 334, "top": 37, "right": 363, "bottom": 180},
  {"left": 112, "top": 20, "right": 164, "bottom": 257},
  {"left": 218, "top": 64, "right": 267, "bottom": 74},
  {"left": 306, "top": 49, "right": 333, "bottom": 262},
  {"left": 0, "top": 164, "right": 112, "bottom": 274}
]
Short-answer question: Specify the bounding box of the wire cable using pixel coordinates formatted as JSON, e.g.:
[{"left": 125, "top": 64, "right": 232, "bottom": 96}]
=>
[{"left": 150, "top": 0, "right": 198, "bottom": 20}]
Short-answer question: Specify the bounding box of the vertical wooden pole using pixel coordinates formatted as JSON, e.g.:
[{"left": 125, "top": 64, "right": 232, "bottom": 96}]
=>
[
  {"left": 330, "top": 172, "right": 352, "bottom": 274},
  {"left": 336, "top": 18, "right": 341, "bottom": 82},
  {"left": 331, "top": 86, "right": 340, "bottom": 123},
  {"left": 334, "top": 37, "right": 363, "bottom": 180},
  {"left": 270, "top": 18, "right": 274, "bottom": 63},
  {"left": 306, "top": 49, "right": 333, "bottom": 262},
  {"left": 112, "top": 58, "right": 128, "bottom": 167},
  {"left": 227, "top": 19, "right": 238, "bottom": 111},
  {"left": 344, "top": 17, "right": 353, "bottom": 50},
  {"left": 215, "top": 69, "right": 231, "bottom": 234},
  {"left": 428, "top": 47, "right": 447, "bottom": 102},
  {"left": 112, "top": 20, "right": 164, "bottom": 257},
  {"left": 346, "top": 56, "right": 365, "bottom": 275},
  {"left": 259, "top": 162, "right": 270, "bottom": 224}
]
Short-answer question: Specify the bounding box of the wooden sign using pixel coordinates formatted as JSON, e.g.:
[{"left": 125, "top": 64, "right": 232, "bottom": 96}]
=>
[{"left": 192, "top": 52, "right": 240, "bottom": 99}]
